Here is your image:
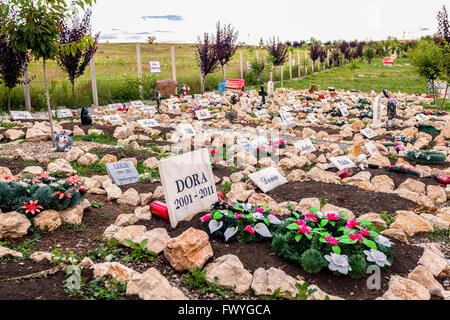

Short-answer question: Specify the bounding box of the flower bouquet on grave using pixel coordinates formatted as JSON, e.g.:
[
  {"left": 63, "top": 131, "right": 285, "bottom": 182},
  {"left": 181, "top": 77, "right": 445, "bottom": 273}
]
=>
[
  {"left": 382, "top": 165, "right": 420, "bottom": 177},
  {"left": 209, "top": 149, "right": 221, "bottom": 168},
  {"left": 424, "top": 109, "right": 448, "bottom": 116},
  {"left": 416, "top": 124, "right": 440, "bottom": 135},
  {"left": 358, "top": 98, "right": 370, "bottom": 106},
  {"left": 200, "top": 203, "right": 283, "bottom": 244},
  {"left": 271, "top": 207, "right": 394, "bottom": 278},
  {"left": 406, "top": 150, "right": 446, "bottom": 164},
  {"left": 391, "top": 133, "right": 415, "bottom": 144},
  {"left": 0, "top": 173, "right": 87, "bottom": 219},
  {"left": 268, "top": 139, "right": 287, "bottom": 150},
  {"left": 180, "top": 84, "right": 190, "bottom": 96}
]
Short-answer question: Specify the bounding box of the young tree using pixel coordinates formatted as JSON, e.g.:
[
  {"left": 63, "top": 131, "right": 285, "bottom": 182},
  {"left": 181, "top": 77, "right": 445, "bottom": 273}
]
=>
[
  {"left": 309, "top": 42, "right": 320, "bottom": 73},
  {"left": 408, "top": 40, "right": 443, "bottom": 105},
  {"left": 196, "top": 33, "right": 219, "bottom": 93},
  {"left": 214, "top": 22, "right": 239, "bottom": 81},
  {"left": 364, "top": 47, "right": 376, "bottom": 64},
  {"left": 0, "top": 26, "right": 29, "bottom": 113},
  {"left": 267, "top": 37, "right": 288, "bottom": 70},
  {"left": 57, "top": 10, "right": 99, "bottom": 108},
  {"left": 0, "top": 0, "right": 96, "bottom": 147},
  {"left": 147, "top": 36, "right": 156, "bottom": 44},
  {"left": 435, "top": 6, "right": 450, "bottom": 109}
]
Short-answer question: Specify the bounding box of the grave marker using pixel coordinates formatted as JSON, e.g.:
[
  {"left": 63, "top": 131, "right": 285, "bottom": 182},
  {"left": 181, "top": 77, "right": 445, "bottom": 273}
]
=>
[
  {"left": 364, "top": 142, "right": 380, "bottom": 156},
  {"left": 137, "top": 119, "right": 159, "bottom": 128},
  {"left": 330, "top": 156, "right": 356, "bottom": 170},
  {"left": 294, "top": 139, "right": 316, "bottom": 154},
  {"left": 360, "top": 128, "right": 378, "bottom": 139},
  {"left": 159, "top": 148, "right": 218, "bottom": 228},
  {"left": 415, "top": 114, "right": 429, "bottom": 122},
  {"left": 56, "top": 109, "right": 73, "bottom": 118},
  {"left": 141, "top": 106, "right": 158, "bottom": 113},
  {"left": 103, "top": 115, "right": 123, "bottom": 124},
  {"left": 308, "top": 114, "right": 318, "bottom": 124},
  {"left": 249, "top": 167, "right": 288, "bottom": 193},
  {"left": 106, "top": 161, "right": 140, "bottom": 186},
  {"left": 178, "top": 124, "right": 196, "bottom": 137},
  {"left": 130, "top": 100, "right": 145, "bottom": 108},
  {"left": 195, "top": 109, "right": 212, "bottom": 120},
  {"left": 338, "top": 103, "right": 350, "bottom": 117},
  {"left": 254, "top": 109, "right": 269, "bottom": 118},
  {"left": 10, "top": 111, "right": 33, "bottom": 120},
  {"left": 279, "top": 111, "right": 296, "bottom": 128},
  {"left": 149, "top": 61, "right": 161, "bottom": 74}
]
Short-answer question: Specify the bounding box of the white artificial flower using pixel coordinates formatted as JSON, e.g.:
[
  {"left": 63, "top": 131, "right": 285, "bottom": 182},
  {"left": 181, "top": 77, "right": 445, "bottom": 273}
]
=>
[
  {"left": 374, "top": 235, "right": 394, "bottom": 248},
  {"left": 242, "top": 203, "right": 253, "bottom": 211},
  {"left": 364, "top": 249, "right": 390, "bottom": 268},
  {"left": 325, "top": 253, "right": 352, "bottom": 275}
]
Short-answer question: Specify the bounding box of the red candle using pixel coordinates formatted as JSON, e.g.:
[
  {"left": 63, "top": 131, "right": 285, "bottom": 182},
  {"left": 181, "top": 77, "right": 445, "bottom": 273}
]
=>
[
  {"left": 337, "top": 168, "right": 353, "bottom": 179},
  {"left": 149, "top": 201, "right": 169, "bottom": 220},
  {"left": 434, "top": 174, "right": 450, "bottom": 185}
]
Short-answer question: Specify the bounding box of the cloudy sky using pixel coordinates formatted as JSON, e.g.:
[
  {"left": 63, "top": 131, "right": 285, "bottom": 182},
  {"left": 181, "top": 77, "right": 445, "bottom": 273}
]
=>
[{"left": 91, "top": 0, "right": 447, "bottom": 44}]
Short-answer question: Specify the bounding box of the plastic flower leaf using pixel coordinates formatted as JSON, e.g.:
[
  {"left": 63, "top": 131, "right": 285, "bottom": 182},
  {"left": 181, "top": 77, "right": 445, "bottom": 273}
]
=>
[
  {"left": 364, "top": 249, "right": 390, "bottom": 267},
  {"left": 332, "top": 246, "right": 341, "bottom": 255},
  {"left": 325, "top": 253, "right": 352, "bottom": 275},
  {"left": 362, "top": 239, "right": 377, "bottom": 250},
  {"left": 310, "top": 206, "right": 319, "bottom": 214},
  {"left": 295, "top": 234, "right": 302, "bottom": 242},
  {"left": 374, "top": 235, "right": 394, "bottom": 248},
  {"left": 213, "top": 211, "right": 223, "bottom": 220},
  {"left": 320, "top": 219, "right": 329, "bottom": 228},
  {"left": 22, "top": 200, "right": 43, "bottom": 215},
  {"left": 287, "top": 223, "right": 301, "bottom": 230}
]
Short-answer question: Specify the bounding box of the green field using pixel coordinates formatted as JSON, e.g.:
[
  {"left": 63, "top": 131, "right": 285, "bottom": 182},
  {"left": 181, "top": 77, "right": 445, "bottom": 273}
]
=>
[{"left": 0, "top": 43, "right": 447, "bottom": 111}]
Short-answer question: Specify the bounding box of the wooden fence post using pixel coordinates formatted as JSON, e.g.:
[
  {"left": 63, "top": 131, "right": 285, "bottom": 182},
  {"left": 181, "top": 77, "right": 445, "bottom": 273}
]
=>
[
  {"left": 90, "top": 58, "right": 99, "bottom": 108},
  {"left": 240, "top": 51, "right": 243, "bottom": 79},
  {"left": 289, "top": 51, "right": 292, "bottom": 80},
  {"left": 23, "top": 66, "right": 31, "bottom": 112},
  {"left": 136, "top": 43, "right": 143, "bottom": 97}
]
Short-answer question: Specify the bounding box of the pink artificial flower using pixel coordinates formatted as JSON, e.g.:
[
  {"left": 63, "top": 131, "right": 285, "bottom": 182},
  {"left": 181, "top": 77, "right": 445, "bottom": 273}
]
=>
[
  {"left": 305, "top": 213, "right": 318, "bottom": 222},
  {"left": 349, "top": 233, "right": 363, "bottom": 242},
  {"left": 244, "top": 225, "right": 255, "bottom": 234},
  {"left": 269, "top": 212, "right": 276, "bottom": 216},
  {"left": 296, "top": 219, "right": 307, "bottom": 227},
  {"left": 361, "top": 229, "right": 371, "bottom": 237},
  {"left": 214, "top": 158, "right": 220, "bottom": 164},
  {"left": 346, "top": 220, "right": 361, "bottom": 230},
  {"left": 298, "top": 226, "right": 313, "bottom": 235},
  {"left": 324, "top": 236, "right": 339, "bottom": 246},
  {"left": 326, "top": 213, "right": 339, "bottom": 221},
  {"left": 254, "top": 208, "right": 265, "bottom": 213},
  {"left": 235, "top": 213, "right": 243, "bottom": 219},
  {"left": 201, "top": 214, "right": 212, "bottom": 223}
]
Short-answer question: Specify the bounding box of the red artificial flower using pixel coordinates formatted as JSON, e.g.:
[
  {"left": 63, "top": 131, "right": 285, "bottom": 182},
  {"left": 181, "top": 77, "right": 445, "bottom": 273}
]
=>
[
  {"left": 210, "top": 149, "right": 218, "bottom": 156},
  {"left": 37, "top": 171, "right": 51, "bottom": 179},
  {"left": 244, "top": 225, "right": 255, "bottom": 234},
  {"left": 22, "top": 200, "right": 43, "bottom": 215},
  {"left": 305, "top": 213, "right": 318, "bottom": 222},
  {"left": 53, "top": 191, "right": 72, "bottom": 200},
  {"left": 361, "top": 229, "right": 371, "bottom": 237},
  {"left": 67, "top": 176, "right": 82, "bottom": 186},
  {"left": 349, "top": 233, "right": 363, "bottom": 242},
  {"left": 298, "top": 226, "right": 313, "bottom": 235},
  {"left": 324, "top": 236, "right": 339, "bottom": 246},
  {"left": 326, "top": 213, "right": 339, "bottom": 221},
  {"left": 346, "top": 220, "right": 361, "bottom": 230},
  {"left": 201, "top": 214, "right": 212, "bottom": 223},
  {"left": 4, "top": 175, "right": 19, "bottom": 181}
]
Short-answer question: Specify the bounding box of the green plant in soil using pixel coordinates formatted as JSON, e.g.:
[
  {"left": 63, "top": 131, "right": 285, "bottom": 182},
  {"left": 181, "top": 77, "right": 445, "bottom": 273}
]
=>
[
  {"left": 184, "top": 266, "right": 208, "bottom": 289},
  {"left": 65, "top": 275, "right": 127, "bottom": 300},
  {"left": 221, "top": 181, "right": 233, "bottom": 195},
  {"left": 1, "top": 123, "right": 23, "bottom": 129},
  {"left": 50, "top": 248, "right": 79, "bottom": 265},
  {"left": 380, "top": 211, "right": 395, "bottom": 227},
  {"left": 427, "top": 227, "right": 450, "bottom": 244},
  {"left": 122, "top": 239, "right": 157, "bottom": 263},
  {"left": 85, "top": 239, "right": 124, "bottom": 261},
  {"left": 70, "top": 160, "right": 107, "bottom": 176},
  {"left": 61, "top": 223, "right": 88, "bottom": 233},
  {"left": 91, "top": 201, "right": 103, "bottom": 208},
  {"left": 0, "top": 235, "right": 40, "bottom": 261}
]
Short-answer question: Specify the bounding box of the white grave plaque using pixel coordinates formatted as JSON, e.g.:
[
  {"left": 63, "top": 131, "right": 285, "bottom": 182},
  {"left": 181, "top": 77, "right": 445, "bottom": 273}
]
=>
[
  {"left": 330, "top": 156, "right": 356, "bottom": 170},
  {"left": 237, "top": 138, "right": 253, "bottom": 153},
  {"left": 250, "top": 136, "right": 269, "bottom": 149},
  {"left": 166, "top": 98, "right": 179, "bottom": 104},
  {"left": 338, "top": 103, "right": 350, "bottom": 117},
  {"left": 130, "top": 100, "right": 145, "bottom": 108},
  {"left": 415, "top": 114, "right": 429, "bottom": 122},
  {"left": 57, "top": 109, "right": 73, "bottom": 118},
  {"left": 178, "top": 124, "right": 196, "bottom": 137},
  {"left": 103, "top": 115, "right": 123, "bottom": 124},
  {"left": 373, "top": 96, "right": 383, "bottom": 126},
  {"left": 364, "top": 142, "right": 380, "bottom": 156},
  {"left": 308, "top": 114, "right": 318, "bottom": 124},
  {"left": 268, "top": 81, "right": 274, "bottom": 95},
  {"left": 159, "top": 148, "right": 218, "bottom": 228},
  {"left": 169, "top": 104, "right": 180, "bottom": 112},
  {"left": 195, "top": 109, "right": 212, "bottom": 120},
  {"left": 360, "top": 128, "right": 378, "bottom": 139},
  {"left": 249, "top": 167, "right": 288, "bottom": 193},
  {"left": 294, "top": 139, "right": 316, "bottom": 154},
  {"left": 141, "top": 106, "right": 157, "bottom": 113},
  {"left": 137, "top": 119, "right": 159, "bottom": 128},
  {"left": 106, "top": 161, "right": 140, "bottom": 186},
  {"left": 280, "top": 111, "right": 296, "bottom": 128},
  {"left": 10, "top": 111, "right": 33, "bottom": 120},
  {"left": 254, "top": 109, "right": 269, "bottom": 118},
  {"left": 149, "top": 61, "right": 161, "bottom": 74},
  {"left": 199, "top": 99, "right": 210, "bottom": 106},
  {"left": 281, "top": 106, "right": 293, "bottom": 112}
]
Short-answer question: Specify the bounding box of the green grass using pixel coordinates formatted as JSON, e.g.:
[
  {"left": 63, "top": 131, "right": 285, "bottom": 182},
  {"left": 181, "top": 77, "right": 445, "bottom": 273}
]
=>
[
  {"left": 70, "top": 160, "right": 107, "bottom": 176},
  {"left": 72, "top": 133, "right": 117, "bottom": 145}
]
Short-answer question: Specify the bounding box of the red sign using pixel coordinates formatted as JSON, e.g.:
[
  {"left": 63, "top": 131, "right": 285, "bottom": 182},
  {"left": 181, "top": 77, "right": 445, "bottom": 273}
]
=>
[
  {"left": 225, "top": 79, "right": 245, "bottom": 91},
  {"left": 383, "top": 57, "right": 394, "bottom": 65}
]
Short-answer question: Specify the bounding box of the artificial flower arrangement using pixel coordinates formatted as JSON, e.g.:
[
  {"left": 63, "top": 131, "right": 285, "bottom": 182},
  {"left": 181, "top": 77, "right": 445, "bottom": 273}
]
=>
[
  {"left": 200, "top": 202, "right": 283, "bottom": 244},
  {"left": 406, "top": 150, "right": 446, "bottom": 165},
  {"left": 116, "top": 105, "right": 129, "bottom": 112},
  {"left": 201, "top": 202, "right": 395, "bottom": 278},
  {"left": 0, "top": 173, "right": 87, "bottom": 219},
  {"left": 423, "top": 109, "right": 448, "bottom": 116},
  {"left": 209, "top": 149, "right": 221, "bottom": 167},
  {"left": 271, "top": 207, "right": 395, "bottom": 278},
  {"left": 417, "top": 124, "right": 440, "bottom": 135},
  {"left": 382, "top": 165, "right": 420, "bottom": 177},
  {"left": 180, "top": 84, "right": 190, "bottom": 96},
  {"left": 391, "top": 133, "right": 415, "bottom": 144}
]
